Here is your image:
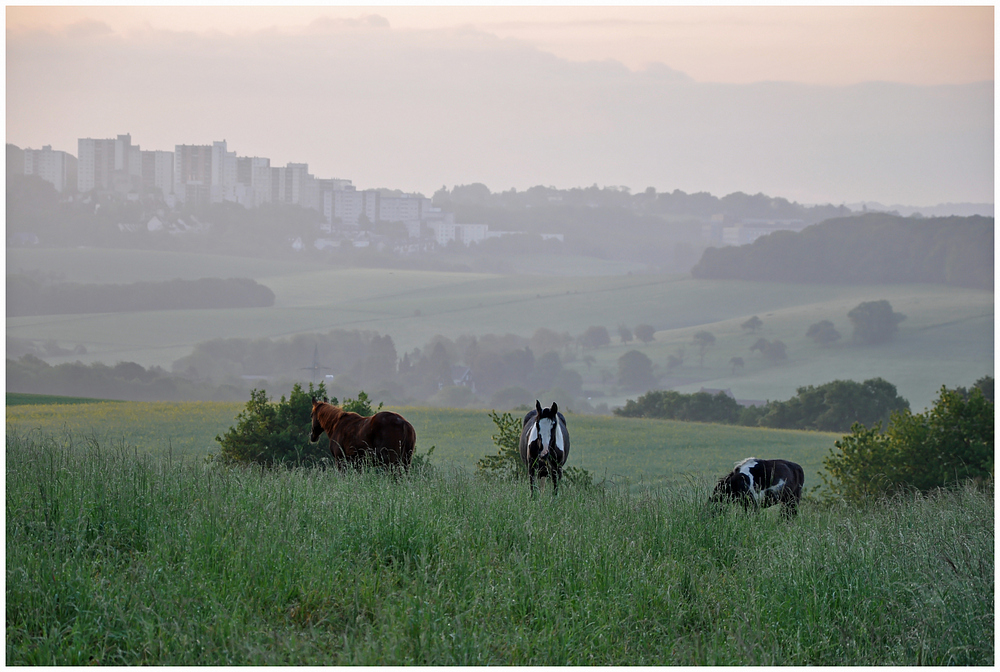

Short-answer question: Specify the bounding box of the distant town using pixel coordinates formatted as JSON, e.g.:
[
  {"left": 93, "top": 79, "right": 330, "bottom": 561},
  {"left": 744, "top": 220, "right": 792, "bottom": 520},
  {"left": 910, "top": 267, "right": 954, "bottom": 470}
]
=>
[
  {"left": 8, "top": 134, "right": 993, "bottom": 261},
  {"left": 7, "top": 134, "right": 550, "bottom": 252}
]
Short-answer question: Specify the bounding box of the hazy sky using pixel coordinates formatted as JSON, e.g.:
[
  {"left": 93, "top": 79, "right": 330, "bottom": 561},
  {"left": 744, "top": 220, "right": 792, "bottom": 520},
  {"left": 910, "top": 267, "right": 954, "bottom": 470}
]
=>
[{"left": 6, "top": 6, "right": 994, "bottom": 205}]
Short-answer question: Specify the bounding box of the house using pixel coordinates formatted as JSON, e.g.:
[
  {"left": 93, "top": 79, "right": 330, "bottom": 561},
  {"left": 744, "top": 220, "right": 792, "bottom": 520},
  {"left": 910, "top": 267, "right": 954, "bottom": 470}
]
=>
[{"left": 450, "top": 366, "right": 475, "bottom": 393}]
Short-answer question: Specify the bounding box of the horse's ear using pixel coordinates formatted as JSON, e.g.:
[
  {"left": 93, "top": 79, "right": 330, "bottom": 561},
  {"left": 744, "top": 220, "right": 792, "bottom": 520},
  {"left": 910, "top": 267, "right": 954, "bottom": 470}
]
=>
[
  {"left": 535, "top": 400, "right": 542, "bottom": 414},
  {"left": 323, "top": 395, "right": 328, "bottom": 403},
  {"left": 550, "top": 401, "right": 558, "bottom": 415},
  {"left": 311, "top": 395, "right": 317, "bottom": 404}
]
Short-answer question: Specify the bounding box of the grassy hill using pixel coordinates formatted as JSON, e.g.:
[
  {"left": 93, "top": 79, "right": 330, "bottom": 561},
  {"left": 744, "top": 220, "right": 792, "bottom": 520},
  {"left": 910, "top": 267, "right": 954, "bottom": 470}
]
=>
[{"left": 7, "top": 247, "right": 993, "bottom": 411}]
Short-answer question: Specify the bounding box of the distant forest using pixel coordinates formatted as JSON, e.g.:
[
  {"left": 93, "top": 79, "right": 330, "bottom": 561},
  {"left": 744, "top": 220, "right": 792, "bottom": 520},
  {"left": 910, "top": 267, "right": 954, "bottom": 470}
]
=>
[
  {"left": 7, "top": 276, "right": 275, "bottom": 317},
  {"left": 691, "top": 213, "right": 994, "bottom": 290}
]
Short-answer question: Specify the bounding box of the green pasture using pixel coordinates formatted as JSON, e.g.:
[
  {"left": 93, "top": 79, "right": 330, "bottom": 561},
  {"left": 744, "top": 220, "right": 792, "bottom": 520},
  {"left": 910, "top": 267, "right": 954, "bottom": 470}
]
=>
[
  {"left": 7, "top": 427, "right": 993, "bottom": 665},
  {"left": 5, "top": 400, "right": 839, "bottom": 489},
  {"left": 7, "top": 248, "right": 993, "bottom": 411}
]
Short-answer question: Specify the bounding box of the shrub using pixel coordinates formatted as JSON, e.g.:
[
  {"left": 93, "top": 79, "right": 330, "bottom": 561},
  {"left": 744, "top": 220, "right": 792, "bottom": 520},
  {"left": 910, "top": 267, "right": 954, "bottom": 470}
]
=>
[
  {"left": 848, "top": 299, "right": 906, "bottom": 344},
  {"left": 822, "top": 385, "right": 994, "bottom": 502},
  {"left": 215, "top": 383, "right": 381, "bottom": 468},
  {"left": 477, "top": 410, "right": 524, "bottom": 479},
  {"left": 477, "top": 408, "right": 594, "bottom": 487}
]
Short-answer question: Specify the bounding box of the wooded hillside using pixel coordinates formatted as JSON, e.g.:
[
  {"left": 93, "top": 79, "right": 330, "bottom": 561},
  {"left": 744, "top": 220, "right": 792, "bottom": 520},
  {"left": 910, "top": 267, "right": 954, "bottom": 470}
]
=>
[{"left": 690, "top": 214, "right": 993, "bottom": 290}]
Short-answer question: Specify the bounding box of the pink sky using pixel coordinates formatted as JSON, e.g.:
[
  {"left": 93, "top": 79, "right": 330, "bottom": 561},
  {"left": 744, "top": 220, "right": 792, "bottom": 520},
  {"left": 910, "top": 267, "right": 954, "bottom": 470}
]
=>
[
  {"left": 6, "top": 5, "right": 994, "bottom": 204},
  {"left": 7, "top": 6, "right": 993, "bottom": 86}
]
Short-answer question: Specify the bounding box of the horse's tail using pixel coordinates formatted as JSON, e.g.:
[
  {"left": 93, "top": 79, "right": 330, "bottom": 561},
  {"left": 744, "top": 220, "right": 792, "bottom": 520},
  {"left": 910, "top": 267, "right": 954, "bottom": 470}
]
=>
[{"left": 402, "top": 420, "right": 417, "bottom": 465}]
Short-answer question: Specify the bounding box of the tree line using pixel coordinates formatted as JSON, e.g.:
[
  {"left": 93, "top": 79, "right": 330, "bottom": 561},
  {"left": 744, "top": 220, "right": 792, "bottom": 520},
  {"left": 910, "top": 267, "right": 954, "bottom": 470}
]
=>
[
  {"left": 172, "top": 328, "right": 592, "bottom": 409},
  {"left": 7, "top": 274, "right": 275, "bottom": 317},
  {"left": 691, "top": 213, "right": 994, "bottom": 290}
]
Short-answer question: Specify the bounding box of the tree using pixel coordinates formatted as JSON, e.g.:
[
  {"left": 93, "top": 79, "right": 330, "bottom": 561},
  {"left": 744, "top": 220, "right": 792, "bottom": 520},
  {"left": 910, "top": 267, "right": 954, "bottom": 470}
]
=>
[
  {"left": 477, "top": 409, "right": 593, "bottom": 487},
  {"left": 822, "top": 385, "right": 993, "bottom": 502},
  {"left": 617, "top": 349, "right": 656, "bottom": 390},
  {"left": 215, "top": 382, "right": 328, "bottom": 467},
  {"left": 729, "top": 356, "right": 745, "bottom": 375},
  {"left": 806, "top": 320, "right": 841, "bottom": 346},
  {"left": 750, "top": 338, "right": 787, "bottom": 363},
  {"left": 741, "top": 316, "right": 763, "bottom": 333},
  {"left": 755, "top": 377, "right": 909, "bottom": 432},
  {"left": 692, "top": 330, "right": 716, "bottom": 367},
  {"left": 476, "top": 410, "right": 524, "bottom": 479},
  {"left": 215, "top": 384, "right": 381, "bottom": 468},
  {"left": 617, "top": 324, "right": 633, "bottom": 344},
  {"left": 634, "top": 324, "right": 656, "bottom": 344},
  {"left": 615, "top": 389, "right": 740, "bottom": 424},
  {"left": 578, "top": 326, "right": 611, "bottom": 349},
  {"left": 530, "top": 327, "right": 571, "bottom": 353},
  {"left": 847, "top": 300, "right": 906, "bottom": 344},
  {"left": 763, "top": 339, "right": 787, "bottom": 363}
]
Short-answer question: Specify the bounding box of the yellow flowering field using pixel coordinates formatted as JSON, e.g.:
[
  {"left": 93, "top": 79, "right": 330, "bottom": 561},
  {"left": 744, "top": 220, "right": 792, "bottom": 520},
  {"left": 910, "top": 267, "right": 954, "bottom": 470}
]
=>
[{"left": 6, "top": 401, "right": 243, "bottom": 459}]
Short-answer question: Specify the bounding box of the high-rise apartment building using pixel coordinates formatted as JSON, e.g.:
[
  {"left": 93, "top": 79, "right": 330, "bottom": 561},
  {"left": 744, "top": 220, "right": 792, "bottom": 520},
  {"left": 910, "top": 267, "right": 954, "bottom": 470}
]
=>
[
  {"left": 140, "top": 150, "right": 174, "bottom": 196},
  {"left": 174, "top": 143, "right": 213, "bottom": 205},
  {"left": 24, "top": 145, "right": 77, "bottom": 192}
]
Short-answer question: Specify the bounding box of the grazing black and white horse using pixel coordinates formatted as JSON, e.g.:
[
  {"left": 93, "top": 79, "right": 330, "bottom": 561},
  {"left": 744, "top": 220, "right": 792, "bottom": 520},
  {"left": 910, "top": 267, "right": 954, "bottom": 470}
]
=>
[
  {"left": 711, "top": 457, "right": 805, "bottom": 518},
  {"left": 519, "top": 400, "right": 570, "bottom": 496}
]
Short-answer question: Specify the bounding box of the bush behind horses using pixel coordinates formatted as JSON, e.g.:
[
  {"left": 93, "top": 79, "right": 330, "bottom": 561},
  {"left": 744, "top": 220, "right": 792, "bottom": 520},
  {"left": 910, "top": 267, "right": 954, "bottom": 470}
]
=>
[{"left": 215, "top": 383, "right": 382, "bottom": 468}]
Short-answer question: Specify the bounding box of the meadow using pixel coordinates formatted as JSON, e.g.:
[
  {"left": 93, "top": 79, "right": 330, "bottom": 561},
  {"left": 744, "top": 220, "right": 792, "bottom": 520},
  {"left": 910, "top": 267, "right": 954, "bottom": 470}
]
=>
[
  {"left": 6, "top": 399, "right": 839, "bottom": 490},
  {"left": 6, "top": 428, "right": 992, "bottom": 665},
  {"left": 7, "top": 247, "right": 993, "bottom": 412}
]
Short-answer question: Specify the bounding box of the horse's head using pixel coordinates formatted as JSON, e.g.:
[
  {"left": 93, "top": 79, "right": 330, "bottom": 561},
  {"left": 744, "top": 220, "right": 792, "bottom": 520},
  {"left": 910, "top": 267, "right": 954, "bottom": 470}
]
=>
[
  {"left": 529, "top": 400, "right": 564, "bottom": 460},
  {"left": 710, "top": 470, "right": 751, "bottom": 504},
  {"left": 309, "top": 397, "right": 325, "bottom": 443}
]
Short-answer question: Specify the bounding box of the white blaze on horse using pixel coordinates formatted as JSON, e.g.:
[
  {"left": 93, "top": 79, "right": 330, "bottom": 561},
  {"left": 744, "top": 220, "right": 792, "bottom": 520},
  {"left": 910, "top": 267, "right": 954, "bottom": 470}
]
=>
[
  {"left": 711, "top": 457, "right": 805, "bottom": 518},
  {"left": 519, "top": 400, "right": 571, "bottom": 496}
]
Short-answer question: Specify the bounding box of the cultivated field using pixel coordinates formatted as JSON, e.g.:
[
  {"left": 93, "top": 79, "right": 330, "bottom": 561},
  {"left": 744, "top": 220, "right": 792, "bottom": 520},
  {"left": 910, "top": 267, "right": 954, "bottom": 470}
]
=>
[
  {"left": 7, "top": 427, "right": 992, "bottom": 665},
  {"left": 5, "top": 400, "right": 839, "bottom": 490},
  {"left": 7, "top": 247, "right": 993, "bottom": 411}
]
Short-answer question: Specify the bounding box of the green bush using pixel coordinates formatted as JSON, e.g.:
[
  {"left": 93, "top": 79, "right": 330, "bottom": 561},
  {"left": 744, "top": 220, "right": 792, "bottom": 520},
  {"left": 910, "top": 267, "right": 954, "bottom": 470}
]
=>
[
  {"left": 823, "top": 385, "right": 994, "bottom": 502},
  {"left": 215, "top": 383, "right": 382, "bottom": 468},
  {"left": 477, "top": 410, "right": 524, "bottom": 479},
  {"left": 477, "top": 408, "right": 593, "bottom": 487}
]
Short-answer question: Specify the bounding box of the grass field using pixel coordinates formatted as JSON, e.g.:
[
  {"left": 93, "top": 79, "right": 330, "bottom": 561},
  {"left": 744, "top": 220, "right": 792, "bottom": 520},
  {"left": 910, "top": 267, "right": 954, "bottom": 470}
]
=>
[
  {"left": 7, "top": 428, "right": 992, "bottom": 665},
  {"left": 7, "top": 247, "right": 993, "bottom": 411},
  {"left": 6, "top": 399, "right": 840, "bottom": 490}
]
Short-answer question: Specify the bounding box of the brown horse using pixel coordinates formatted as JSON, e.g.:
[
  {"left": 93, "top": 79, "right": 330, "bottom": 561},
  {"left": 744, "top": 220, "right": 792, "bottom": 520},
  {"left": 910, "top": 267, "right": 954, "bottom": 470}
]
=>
[{"left": 309, "top": 397, "right": 416, "bottom": 470}]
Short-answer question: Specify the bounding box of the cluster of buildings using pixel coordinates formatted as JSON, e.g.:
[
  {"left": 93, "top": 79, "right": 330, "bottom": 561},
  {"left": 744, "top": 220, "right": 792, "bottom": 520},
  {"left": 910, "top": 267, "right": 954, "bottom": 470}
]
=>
[{"left": 8, "top": 134, "right": 506, "bottom": 248}]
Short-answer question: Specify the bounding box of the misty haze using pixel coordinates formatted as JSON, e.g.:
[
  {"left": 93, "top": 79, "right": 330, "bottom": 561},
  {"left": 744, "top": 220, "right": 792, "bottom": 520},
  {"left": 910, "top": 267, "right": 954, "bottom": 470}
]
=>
[{"left": 7, "top": 7, "right": 995, "bottom": 666}]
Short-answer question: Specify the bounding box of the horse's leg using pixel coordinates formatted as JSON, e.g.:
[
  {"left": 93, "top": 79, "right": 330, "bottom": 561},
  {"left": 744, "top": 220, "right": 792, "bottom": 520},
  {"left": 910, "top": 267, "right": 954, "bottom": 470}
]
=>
[
  {"left": 550, "top": 460, "right": 561, "bottom": 496},
  {"left": 529, "top": 463, "right": 539, "bottom": 498},
  {"left": 782, "top": 495, "right": 799, "bottom": 520}
]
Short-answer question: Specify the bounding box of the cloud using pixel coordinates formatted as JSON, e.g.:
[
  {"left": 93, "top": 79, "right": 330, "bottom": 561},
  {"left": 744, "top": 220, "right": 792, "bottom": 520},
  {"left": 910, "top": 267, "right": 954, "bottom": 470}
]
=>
[
  {"left": 64, "top": 19, "right": 115, "bottom": 39},
  {"left": 307, "top": 14, "right": 391, "bottom": 32},
  {"left": 6, "top": 23, "right": 993, "bottom": 205}
]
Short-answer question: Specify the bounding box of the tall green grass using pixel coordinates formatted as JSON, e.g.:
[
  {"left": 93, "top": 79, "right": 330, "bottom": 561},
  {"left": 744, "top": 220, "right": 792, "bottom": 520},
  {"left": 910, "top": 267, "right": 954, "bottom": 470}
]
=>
[
  {"left": 7, "top": 429, "right": 992, "bottom": 665},
  {"left": 7, "top": 402, "right": 839, "bottom": 487}
]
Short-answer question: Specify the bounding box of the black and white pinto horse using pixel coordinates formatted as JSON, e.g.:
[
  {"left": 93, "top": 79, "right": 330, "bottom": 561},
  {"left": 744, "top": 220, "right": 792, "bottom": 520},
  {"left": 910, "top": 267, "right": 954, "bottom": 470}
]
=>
[
  {"left": 711, "top": 457, "right": 805, "bottom": 518},
  {"left": 519, "top": 400, "right": 570, "bottom": 496}
]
